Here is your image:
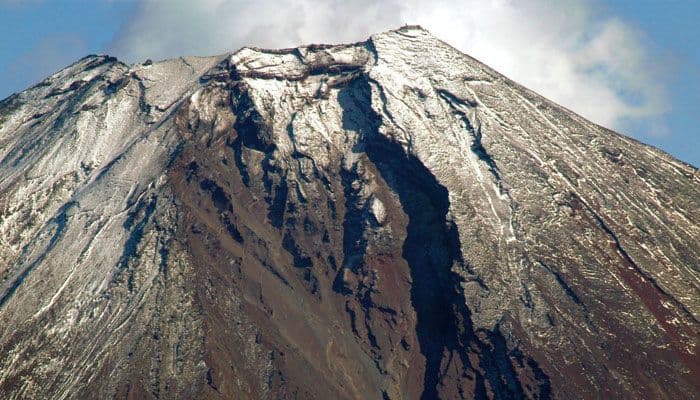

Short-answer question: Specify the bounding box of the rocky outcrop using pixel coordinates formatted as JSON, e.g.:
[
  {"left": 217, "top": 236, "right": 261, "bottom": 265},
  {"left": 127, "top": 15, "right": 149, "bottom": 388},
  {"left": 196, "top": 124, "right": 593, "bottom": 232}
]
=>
[{"left": 0, "top": 26, "right": 698, "bottom": 399}]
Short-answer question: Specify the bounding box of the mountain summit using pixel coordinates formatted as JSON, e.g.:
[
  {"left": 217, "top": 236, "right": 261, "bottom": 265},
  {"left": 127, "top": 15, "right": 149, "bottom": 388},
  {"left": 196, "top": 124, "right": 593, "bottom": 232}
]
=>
[{"left": 0, "top": 26, "right": 698, "bottom": 399}]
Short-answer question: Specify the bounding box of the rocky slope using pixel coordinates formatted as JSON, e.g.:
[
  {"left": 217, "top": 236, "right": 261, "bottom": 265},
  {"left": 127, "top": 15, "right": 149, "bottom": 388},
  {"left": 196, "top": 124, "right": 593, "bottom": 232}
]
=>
[{"left": 0, "top": 26, "right": 698, "bottom": 399}]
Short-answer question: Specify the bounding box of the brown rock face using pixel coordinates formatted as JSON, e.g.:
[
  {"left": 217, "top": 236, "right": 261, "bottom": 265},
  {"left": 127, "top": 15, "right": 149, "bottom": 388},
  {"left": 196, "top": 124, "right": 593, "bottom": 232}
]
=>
[{"left": 0, "top": 27, "right": 698, "bottom": 399}]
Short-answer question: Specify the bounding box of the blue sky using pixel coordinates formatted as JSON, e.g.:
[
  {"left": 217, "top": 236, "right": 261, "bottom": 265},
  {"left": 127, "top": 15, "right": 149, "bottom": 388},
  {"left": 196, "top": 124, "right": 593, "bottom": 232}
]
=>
[
  {"left": 0, "top": 0, "right": 697, "bottom": 166},
  {"left": 602, "top": 0, "right": 700, "bottom": 167}
]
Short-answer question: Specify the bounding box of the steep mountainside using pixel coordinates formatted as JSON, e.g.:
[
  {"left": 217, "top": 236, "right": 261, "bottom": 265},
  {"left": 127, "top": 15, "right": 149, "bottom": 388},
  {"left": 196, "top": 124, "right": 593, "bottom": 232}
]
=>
[{"left": 0, "top": 26, "right": 698, "bottom": 399}]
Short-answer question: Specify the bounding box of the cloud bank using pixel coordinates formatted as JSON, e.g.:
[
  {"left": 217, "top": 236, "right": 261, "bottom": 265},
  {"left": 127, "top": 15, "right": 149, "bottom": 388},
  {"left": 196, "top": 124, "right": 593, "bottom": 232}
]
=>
[{"left": 110, "top": 0, "right": 667, "bottom": 133}]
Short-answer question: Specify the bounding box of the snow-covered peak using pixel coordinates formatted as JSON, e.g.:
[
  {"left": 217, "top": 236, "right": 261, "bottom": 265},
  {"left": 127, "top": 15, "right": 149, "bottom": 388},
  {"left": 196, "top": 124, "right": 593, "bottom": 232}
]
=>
[{"left": 0, "top": 26, "right": 698, "bottom": 400}]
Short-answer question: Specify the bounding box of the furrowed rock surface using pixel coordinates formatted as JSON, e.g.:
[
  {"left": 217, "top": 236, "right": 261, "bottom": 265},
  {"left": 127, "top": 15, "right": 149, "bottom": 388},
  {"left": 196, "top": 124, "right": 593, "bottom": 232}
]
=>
[{"left": 0, "top": 26, "right": 698, "bottom": 399}]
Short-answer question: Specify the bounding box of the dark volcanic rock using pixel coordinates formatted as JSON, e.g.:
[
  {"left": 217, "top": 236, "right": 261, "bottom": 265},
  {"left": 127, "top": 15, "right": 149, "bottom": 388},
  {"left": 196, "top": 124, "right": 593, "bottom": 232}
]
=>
[{"left": 0, "top": 26, "right": 698, "bottom": 399}]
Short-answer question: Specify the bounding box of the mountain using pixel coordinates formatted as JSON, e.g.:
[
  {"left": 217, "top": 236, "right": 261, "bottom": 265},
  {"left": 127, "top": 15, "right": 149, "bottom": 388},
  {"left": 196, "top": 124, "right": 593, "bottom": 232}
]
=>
[{"left": 0, "top": 26, "right": 698, "bottom": 399}]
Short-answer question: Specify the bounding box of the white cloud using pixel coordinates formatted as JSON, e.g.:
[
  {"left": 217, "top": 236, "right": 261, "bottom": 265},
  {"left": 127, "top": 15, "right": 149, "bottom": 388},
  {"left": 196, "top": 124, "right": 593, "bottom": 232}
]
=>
[{"left": 109, "top": 0, "right": 668, "bottom": 133}]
